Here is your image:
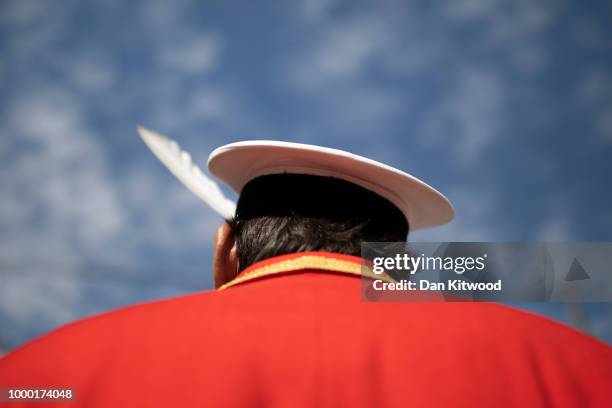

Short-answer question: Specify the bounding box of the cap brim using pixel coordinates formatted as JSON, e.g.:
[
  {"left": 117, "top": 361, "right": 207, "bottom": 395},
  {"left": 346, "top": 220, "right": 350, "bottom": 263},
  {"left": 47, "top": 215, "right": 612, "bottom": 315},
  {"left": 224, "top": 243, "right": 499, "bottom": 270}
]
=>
[{"left": 208, "top": 141, "right": 453, "bottom": 230}]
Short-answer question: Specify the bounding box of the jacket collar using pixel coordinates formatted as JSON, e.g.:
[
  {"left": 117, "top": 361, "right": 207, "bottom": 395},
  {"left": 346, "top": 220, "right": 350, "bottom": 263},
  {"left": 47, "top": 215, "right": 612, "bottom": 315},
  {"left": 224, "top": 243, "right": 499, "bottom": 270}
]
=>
[{"left": 218, "top": 251, "right": 393, "bottom": 290}]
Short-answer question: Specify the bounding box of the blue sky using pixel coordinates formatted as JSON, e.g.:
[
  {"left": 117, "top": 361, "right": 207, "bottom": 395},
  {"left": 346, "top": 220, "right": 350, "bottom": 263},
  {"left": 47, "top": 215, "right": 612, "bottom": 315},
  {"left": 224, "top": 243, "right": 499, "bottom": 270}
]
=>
[{"left": 1, "top": 0, "right": 611, "bottom": 349}]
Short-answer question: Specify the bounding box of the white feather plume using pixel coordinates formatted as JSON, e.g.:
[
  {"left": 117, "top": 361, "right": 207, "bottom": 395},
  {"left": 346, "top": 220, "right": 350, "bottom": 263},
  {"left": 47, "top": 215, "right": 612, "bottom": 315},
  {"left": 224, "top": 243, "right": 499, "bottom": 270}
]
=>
[{"left": 137, "top": 126, "right": 236, "bottom": 219}]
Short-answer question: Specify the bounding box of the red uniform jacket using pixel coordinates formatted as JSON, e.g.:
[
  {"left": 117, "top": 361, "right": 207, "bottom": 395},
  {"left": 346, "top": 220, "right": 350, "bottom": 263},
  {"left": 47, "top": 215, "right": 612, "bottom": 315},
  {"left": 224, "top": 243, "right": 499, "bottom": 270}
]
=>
[{"left": 1, "top": 251, "right": 611, "bottom": 407}]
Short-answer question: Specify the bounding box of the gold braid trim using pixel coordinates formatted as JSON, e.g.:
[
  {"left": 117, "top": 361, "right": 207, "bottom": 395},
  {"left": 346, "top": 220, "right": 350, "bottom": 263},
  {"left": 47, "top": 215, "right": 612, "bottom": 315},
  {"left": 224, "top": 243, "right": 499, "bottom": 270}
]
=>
[{"left": 218, "top": 254, "right": 395, "bottom": 290}]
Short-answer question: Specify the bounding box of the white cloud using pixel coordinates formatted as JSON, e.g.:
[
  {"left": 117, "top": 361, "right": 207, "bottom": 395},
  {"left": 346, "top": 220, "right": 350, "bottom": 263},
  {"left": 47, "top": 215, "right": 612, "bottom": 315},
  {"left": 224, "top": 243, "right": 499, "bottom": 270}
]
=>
[
  {"left": 595, "top": 109, "right": 612, "bottom": 142},
  {"left": 572, "top": 18, "right": 609, "bottom": 50},
  {"left": 442, "top": 0, "right": 498, "bottom": 22},
  {"left": 158, "top": 34, "right": 222, "bottom": 75},
  {"left": 420, "top": 69, "right": 504, "bottom": 161},
  {"left": 139, "top": 0, "right": 190, "bottom": 30},
  {"left": 0, "top": 0, "right": 50, "bottom": 26},
  {"left": 382, "top": 40, "right": 445, "bottom": 77},
  {"left": 0, "top": 274, "right": 81, "bottom": 327},
  {"left": 511, "top": 44, "right": 547, "bottom": 74},
  {"left": 0, "top": 84, "right": 126, "bottom": 332},
  {"left": 66, "top": 55, "right": 117, "bottom": 92},
  {"left": 283, "top": 13, "right": 405, "bottom": 136},
  {"left": 300, "top": 0, "right": 340, "bottom": 20},
  {"left": 289, "top": 15, "right": 391, "bottom": 87},
  {"left": 537, "top": 213, "right": 573, "bottom": 241},
  {"left": 412, "top": 184, "right": 502, "bottom": 241},
  {"left": 576, "top": 70, "right": 612, "bottom": 142},
  {"left": 188, "top": 87, "right": 229, "bottom": 120},
  {"left": 443, "top": 0, "right": 557, "bottom": 74},
  {"left": 120, "top": 166, "right": 221, "bottom": 253},
  {"left": 6, "top": 87, "right": 125, "bottom": 248},
  {"left": 0, "top": 80, "right": 221, "bottom": 344},
  {"left": 1, "top": 0, "right": 71, "bottom": 63},
  {"left": 577, "top": 70, "right": 611, "bottom": 104},
  {"left": 443, "top": 0, "right": 558, "bottom": 41}
]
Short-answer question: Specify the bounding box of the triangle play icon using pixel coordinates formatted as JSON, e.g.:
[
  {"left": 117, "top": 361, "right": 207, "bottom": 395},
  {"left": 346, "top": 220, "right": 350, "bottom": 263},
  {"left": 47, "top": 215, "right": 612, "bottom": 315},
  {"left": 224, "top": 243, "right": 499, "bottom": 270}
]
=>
[{"left": 565, "top": 258, "right": 590, "bottom": 281}]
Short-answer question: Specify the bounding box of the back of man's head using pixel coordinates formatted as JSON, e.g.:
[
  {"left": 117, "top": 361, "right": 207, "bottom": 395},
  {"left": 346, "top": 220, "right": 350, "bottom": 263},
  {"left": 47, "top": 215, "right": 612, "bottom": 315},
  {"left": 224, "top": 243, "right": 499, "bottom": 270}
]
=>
[{"left": 230, "top": 174, "right": 409, "bottom": 271}]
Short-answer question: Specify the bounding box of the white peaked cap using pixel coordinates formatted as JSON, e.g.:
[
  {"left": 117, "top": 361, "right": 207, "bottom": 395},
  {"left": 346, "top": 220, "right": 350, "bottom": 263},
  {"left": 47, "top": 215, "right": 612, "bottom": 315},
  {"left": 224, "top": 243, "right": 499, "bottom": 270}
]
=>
[{"left": 208, "top": 141, "right": 454, "bottom": 230}]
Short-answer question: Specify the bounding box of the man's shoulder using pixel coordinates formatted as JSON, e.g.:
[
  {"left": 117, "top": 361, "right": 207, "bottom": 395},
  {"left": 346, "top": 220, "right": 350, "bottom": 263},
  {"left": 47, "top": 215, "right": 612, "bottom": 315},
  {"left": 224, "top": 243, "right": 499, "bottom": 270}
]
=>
[
  {"left": 1, "top": 275, "right": 610, "bottom": 396},
  {"left": 2, "top": 273, "right": 610, "bottom": 367},
  {"left": 4, "top": 278, "right": 610, "bottom": 357},
  {"left": 443, "top": 301, "right": 610, "bottom": 346},
  {"left": 0, "top": 290, "right": 222, "bottom": 367}
]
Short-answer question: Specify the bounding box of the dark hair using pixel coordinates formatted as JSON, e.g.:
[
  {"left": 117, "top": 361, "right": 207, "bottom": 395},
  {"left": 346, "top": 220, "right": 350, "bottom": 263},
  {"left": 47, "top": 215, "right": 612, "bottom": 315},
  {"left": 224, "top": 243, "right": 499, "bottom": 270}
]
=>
[{"left": 229, "top": 174, "right": 409, "bottom": 271}]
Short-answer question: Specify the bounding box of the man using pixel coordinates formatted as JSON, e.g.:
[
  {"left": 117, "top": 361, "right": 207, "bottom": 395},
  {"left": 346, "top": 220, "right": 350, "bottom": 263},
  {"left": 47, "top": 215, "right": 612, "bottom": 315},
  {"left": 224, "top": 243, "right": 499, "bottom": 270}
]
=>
[{"left": 1, "top": 137, "right": 610, "bottom": 407}]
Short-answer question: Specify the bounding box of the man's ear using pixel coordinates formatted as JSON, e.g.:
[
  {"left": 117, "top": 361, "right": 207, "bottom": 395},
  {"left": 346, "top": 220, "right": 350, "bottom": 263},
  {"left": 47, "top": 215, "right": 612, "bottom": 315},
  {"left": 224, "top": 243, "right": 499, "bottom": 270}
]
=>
[{"left": 213, "top": 222, "right": 238, "bottom": 289}]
